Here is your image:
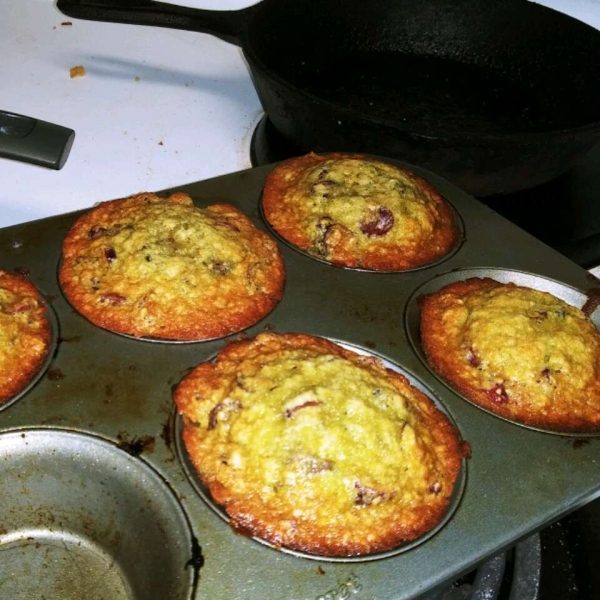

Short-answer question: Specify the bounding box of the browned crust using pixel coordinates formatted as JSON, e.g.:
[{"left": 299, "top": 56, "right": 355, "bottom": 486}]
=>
[
  {"left": 174, "top": 332, "right": 463, "bottom": 557},
  {"left": 59, "top": 192, "right": 285, "bottom": 340},
  {"left": 420, "top": 278, "right": 600, "bottom": 433},
  {"left": 262, "top": 152, "right": 461, "bottom": 271},
  {"left": 0, "top": 270, "right": 52, "bottom": 403}
]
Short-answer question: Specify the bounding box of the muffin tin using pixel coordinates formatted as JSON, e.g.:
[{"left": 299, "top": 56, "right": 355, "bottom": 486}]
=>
[{"left": 1, "top": 157, "right": 599, "bottom": 600}]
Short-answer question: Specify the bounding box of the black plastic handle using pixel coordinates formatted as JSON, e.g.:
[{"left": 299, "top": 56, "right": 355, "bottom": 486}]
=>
[
  {"left": 56, "top": 0, "right": 259, "bottom": 46},
  {"left": 0, "top": 111, "right": 75, "bottom": 170}
]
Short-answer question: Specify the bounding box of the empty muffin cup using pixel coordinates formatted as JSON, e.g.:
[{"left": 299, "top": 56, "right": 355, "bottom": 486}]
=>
[{"left": 0, "top": 429, "right": 196, "bottom": 600}]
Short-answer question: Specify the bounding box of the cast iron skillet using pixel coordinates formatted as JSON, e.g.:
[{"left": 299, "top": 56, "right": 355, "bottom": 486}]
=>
[{"left": 57, "top": 0, "right": 600, "bottom": 196}]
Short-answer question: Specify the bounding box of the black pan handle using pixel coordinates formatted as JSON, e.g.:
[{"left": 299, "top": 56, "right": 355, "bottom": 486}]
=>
[{"left": 56, "top": 0, "right": 258, "bottom": 46}]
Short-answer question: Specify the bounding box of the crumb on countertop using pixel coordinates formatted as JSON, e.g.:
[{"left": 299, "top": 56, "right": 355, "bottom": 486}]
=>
[{"left": 70, "top": 65, "right": 87, "bottom": 79}]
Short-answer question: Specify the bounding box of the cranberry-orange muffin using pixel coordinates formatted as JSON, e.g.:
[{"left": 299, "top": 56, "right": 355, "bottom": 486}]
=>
[
  {"left": 174, "top": 332, "right": 462, "bottom": 557},
  {"left": 0, "top": 270, "right": 52, "bottom": 403},
  {"left": 59, "top": 192, "right": 285, "bottom": 340},
  {"left": 420, "top": 278, "right": 600, "bottom": 432},
  {"left": 262, "top": 153, "right": 460, "bottom": 271}
]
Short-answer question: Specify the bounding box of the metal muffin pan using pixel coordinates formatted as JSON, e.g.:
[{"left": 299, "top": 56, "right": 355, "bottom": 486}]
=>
[
  {"left": 175, "top": 340, "right": 468, "bottom": 563},
  {"left": 405, "top": 267, "right": 600, "bottom": 437},
  {"left": 1, "top": 157, "right": 599, "bottom": 599},
  {"left": 0, "top": 429, "right": 195, "bottom": 600}
]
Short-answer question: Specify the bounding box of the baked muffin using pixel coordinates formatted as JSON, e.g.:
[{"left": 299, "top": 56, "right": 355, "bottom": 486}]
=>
[
  {"left": 59, "top": 192, "right": 285, "bottom": 340},
  {"left": 0, "top": 270, "right": 52, "bottom": 403},
  {"left": 420, "top": 278, "right": 600, "bottom": 433},
  {"left": 262, "top": 153, "right": 460, "bottom": 271},
  {"left": 174, "top": 332, "right": 462, "bottom": 557}
]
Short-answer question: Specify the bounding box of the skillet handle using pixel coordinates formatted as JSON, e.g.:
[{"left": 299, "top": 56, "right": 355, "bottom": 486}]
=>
[{"left": 56, "top": 0, "right": 257, "bottom": 46}]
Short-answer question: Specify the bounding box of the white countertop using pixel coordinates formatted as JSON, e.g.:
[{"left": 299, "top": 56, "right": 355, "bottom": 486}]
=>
[{"left": 1, "top": 0, "right": 599, "bottom": 229}]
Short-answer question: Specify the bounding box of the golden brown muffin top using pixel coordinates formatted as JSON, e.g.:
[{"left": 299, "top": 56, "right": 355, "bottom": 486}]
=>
[
  {"left": 59, "top": 192, "right": 285, "bottom": 340},
  {"left": 262, "top": 153, "right": 460, "bottom": 271},
  {"left": 420, "top": 278, "right": 600, "bottom": 432},
  {"left": 174, "top": 333, "right": 462, "bottom": 557},
  {"left": 0, "top": 270, "right": 51, "bottom": 403}
]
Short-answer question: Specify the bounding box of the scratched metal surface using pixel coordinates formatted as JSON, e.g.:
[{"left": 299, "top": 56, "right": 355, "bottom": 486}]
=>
[
  {"left": 0, "top": 430, "right": 194, "bottom": 599},
  {"left": 0, "top": 160, "right": 599, "bottom": 600}
]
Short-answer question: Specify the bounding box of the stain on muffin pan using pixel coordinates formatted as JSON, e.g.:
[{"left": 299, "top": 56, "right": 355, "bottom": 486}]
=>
[
  {"left": 0, "top": 429, "right": 195, "bottom": 600},
  {"left": 0, "top": 158, "right": 600, "bottom": 599},
  {"left": 405, "top": 268, "right": 600, "bottom": 437}
]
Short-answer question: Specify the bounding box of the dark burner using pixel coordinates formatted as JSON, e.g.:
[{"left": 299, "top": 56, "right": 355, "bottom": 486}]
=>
[{"left": 250, "top": 115, "right": 600, "bottom": 269}]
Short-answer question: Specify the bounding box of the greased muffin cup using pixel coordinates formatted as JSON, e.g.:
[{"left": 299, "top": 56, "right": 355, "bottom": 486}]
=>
[
  {"left": 0, "top": 157, "right": 599, "bottom": 600},
  {"left": 0, "top": 429, "right": 195, "bottom": 600}
]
